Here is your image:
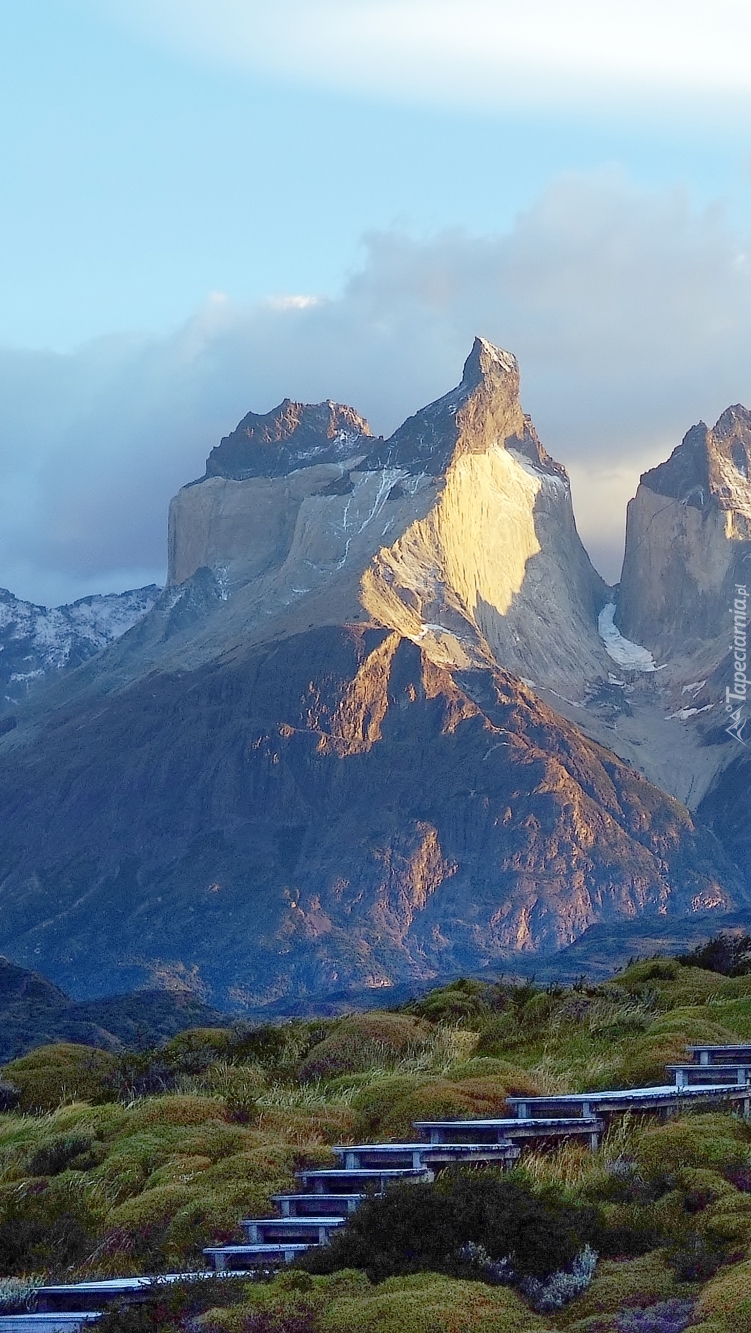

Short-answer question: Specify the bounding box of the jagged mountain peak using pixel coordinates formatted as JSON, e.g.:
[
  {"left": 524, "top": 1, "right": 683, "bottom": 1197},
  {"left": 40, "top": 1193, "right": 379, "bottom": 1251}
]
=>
[
  {"left": 162, "top": 336, "right": 607, "bottom": 691},
  {"left": 204, "top": 397, "right": 373, "bottom": 481},
  {"left": 640, "top": 404, "right": 751, "bottom": 514},
  {"left": 369, "top": 334, "right": 565, "bottom": 478},
  {"left": 460, "top": 334, "right": 518, "bottom": 388}
]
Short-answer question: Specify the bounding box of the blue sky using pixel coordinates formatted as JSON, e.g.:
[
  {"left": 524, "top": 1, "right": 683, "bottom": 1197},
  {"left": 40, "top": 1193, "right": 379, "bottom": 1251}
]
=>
[
  {"left": 2, "top": 0, "right": 751, "bottom": 602},
  {"left": 2, "top": 0, "right": 750, "bottom": 350}
]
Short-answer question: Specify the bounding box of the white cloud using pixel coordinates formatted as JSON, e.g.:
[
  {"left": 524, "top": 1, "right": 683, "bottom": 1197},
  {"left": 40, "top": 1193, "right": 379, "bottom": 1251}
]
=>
[
  {"left": 2, "top": 170, "right": 751, "bottom": 603},
  {"left": 92, "top": 0, "right": 751, "bottom": 114}
]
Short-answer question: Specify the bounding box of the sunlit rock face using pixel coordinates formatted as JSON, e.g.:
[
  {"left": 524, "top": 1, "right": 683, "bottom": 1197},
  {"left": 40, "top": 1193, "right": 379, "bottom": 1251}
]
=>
[
  {"left": 168, "top": 338, "right": 609, "bottom": 693},
  {"left": 360, "top": 339, "right": 609, "bottom": 691},
  {"left": 618, "top": 407, "right": 751, "bottom": 655}
]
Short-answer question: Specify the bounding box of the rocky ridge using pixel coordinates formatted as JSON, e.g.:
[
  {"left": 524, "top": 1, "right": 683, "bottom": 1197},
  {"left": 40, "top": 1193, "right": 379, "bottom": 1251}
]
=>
[
  {"left": 168, "top": 338, "right": 610, "bottom": 695},
  {"left": 0, "top": 584, "right": 159, "bottom": 718},
  {"left": 618, "top": 405, "right": 751, "bottom": 654}
]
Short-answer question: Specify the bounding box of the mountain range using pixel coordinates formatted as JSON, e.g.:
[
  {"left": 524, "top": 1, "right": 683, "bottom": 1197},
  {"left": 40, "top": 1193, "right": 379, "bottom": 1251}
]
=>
[{"left": 0, "top": 337, "right": 748, "bottom": 1010}]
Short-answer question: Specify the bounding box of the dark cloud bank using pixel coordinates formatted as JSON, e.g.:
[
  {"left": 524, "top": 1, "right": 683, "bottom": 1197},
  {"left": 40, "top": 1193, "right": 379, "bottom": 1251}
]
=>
[{"left": 2, "top": 171, "right": 750, "bottom": 605}]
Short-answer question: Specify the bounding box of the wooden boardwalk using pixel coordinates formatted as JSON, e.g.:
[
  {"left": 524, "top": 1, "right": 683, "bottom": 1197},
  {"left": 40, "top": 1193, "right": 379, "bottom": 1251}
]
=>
[
  {"left": 201, "top": 1042, "right": 751, "bottom": 1272},
  {"left": 10, "top": 1040, "right": 751, "bottom": 1321}
]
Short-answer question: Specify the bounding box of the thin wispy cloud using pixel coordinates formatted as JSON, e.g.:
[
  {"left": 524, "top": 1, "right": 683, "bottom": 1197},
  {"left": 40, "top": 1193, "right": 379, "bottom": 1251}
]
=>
[
  {"left": 1, "top": 171, "right": 750, "bottom": 605},
  {"left": 94, "top": 0, "right": 751, "bottom": 114}
]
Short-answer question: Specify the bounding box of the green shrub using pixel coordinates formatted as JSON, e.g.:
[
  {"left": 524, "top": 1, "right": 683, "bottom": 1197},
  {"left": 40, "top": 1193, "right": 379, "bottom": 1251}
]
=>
[
  {"left": 474, "top": 1013, "right": 523, "bottom": 1055},
  {"left": 635, "top": 1115, "right": 751, "bottom": 1184},
  {"left": 704, "top": 998, "right": 751, "bottom": 1039},
  {"left": 693, "top": 1257, "right": 751, "bottom": 1331},
  {"left": 350, "top": 1070, "right": 537, "bottom": 1141},
  {"left": 1, "top": 1044, "right": 119, "bottom": 1112},
  {"left": 297, "top": 1014, "right": 433, "bottom": 1081},
  {"left": 320, "top": 1271, "right": 554, "bottom": 1333},
  {"left": 405, "top": 978, "right": 506, "bottom": 1026},
  {"left": 96, "top": 1276, "right": 251, "bottom": 1333},
  {"left": 300, "top": 1171, "right": 586, "bottom": 1283},
  {"left": 25, "top": 1133, "right": 100, "bottom": 1176},
  {"left": 617, "top": 1012, "right": 740, "bottom": 1087}
]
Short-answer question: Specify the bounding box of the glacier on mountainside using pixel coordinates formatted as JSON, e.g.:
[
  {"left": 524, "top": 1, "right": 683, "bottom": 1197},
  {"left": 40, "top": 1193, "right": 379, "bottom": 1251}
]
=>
[{"left": 598, "top": 602, "right": 660, "bottom": 672}]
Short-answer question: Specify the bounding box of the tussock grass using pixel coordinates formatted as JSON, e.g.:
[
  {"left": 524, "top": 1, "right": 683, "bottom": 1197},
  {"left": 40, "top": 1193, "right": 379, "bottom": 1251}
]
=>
[{"left": 6, "top": 945, "right": 751, "bottom": 1331}]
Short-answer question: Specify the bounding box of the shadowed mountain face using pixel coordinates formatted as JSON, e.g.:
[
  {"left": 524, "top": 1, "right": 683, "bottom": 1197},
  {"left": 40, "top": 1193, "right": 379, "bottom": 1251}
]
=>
[
  {"left": 0, "top": 627, "right": 738, "bottom": 1006},
  {"left": 618, "top": 406, "right": 751, "bottom": 653}
]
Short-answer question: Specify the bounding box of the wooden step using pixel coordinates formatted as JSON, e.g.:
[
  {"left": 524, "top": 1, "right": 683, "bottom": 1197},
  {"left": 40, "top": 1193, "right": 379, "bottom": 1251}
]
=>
[
  {"left": 240, "top": 1217, "right": 345, "bottom": 1244},
  {"left": 667, "top": 1064, "right": 751, "bottom": 1087},
  {"left": 330, "top": 1142, "right": 519, "bottom": 1170},
  {"left": 296, "top": 1167, "right": 428, "bottom": 1191},
  {"left": 204, "top": 1243, "right": 312, "bottom": 1271},
  {"left": 507, "top": 1083, "right": 751, "bottom": 1119},
  {"left": 270, "top": 1193, "right": 366, "bottom": 1217},
  {"left": 35, "top": 1275, "right": 234, "bottom": 1314},
  {"left": 0, "top": 1318, "right": 101, "bottom": 1333},
  {"left": 689, "top": 1044, "right": 751, "bottom": 1065},
  {"left": 413, "top": 1116, "right": 603, "bottom": 1147}
]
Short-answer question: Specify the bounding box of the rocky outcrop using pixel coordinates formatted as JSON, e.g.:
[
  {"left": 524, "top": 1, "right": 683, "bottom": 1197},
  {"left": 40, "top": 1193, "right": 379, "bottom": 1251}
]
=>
[
  {"left": 361, "top": 340, "right": 608, "bottom": 690},
  {"left": 0, "top": 627, "right": 737, "bottom": 1006},
  {"left": 205, "top": 398, "right": 372, "bottom": 480},
  {"left": 617, "top": 407, "right": 751, "bottom": 653}
]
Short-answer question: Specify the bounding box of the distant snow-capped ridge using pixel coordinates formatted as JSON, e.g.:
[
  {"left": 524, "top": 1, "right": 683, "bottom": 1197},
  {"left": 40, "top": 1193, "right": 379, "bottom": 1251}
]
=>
[{"left": 0, "top": 584, "right": 160, "bottom": 710}]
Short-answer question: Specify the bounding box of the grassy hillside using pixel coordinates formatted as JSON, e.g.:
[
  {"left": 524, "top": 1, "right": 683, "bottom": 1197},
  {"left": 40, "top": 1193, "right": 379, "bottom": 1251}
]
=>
[{"left": 4, "top": 949, "right": 751, "bottom": 1329}]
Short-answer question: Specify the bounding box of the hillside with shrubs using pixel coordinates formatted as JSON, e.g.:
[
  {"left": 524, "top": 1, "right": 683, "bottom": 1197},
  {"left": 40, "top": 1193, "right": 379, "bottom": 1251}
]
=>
[{"left": 6, "top": 940, "right": 751, "bottom": 1330}]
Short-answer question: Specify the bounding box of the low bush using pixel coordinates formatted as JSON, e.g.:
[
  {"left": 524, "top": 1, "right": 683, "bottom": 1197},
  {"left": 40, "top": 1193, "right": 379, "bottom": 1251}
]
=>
[
  {"left": 405, "top": 977, "right": 508, "bottom": 1026},
  {"left": 693, "top": 1254, "right": 751, "bottom": 1325},
  {"left": 319, "top": 1270, "right": 554, "bottom": 1333},
  {"left": 96, "top": 1276, "right": 251, "bottom": 1333},
  {"left": 299, "top": 1170, "right": 586, "bottom": 1283},
  {"left": 635, "top": 1115, "right": 751, "bottom": 1185},
  {"left": 665, "top": 1230, "right": 727, "bottom": 1283},
  {"left": 474, "top": 1013, "right": 524, "bottom": 1055},
  {"left": 25, "top": 1133, "right": 98, "bottom": 1176},
  {"left": 677, "top": 934, "right": 751, "bottom": 977},
  {"left": 554, "top": 1251, "right": 688, "bottom": 1324},
  {"left": 297, "top": 1014, "right": 433, "bottom": 1081},
  {"left": 1, "top": 1044, "right": 119, "bottom": 1112},
  {"left": 350, "top": 1070, "right": 536, "bottom": 1141}
]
